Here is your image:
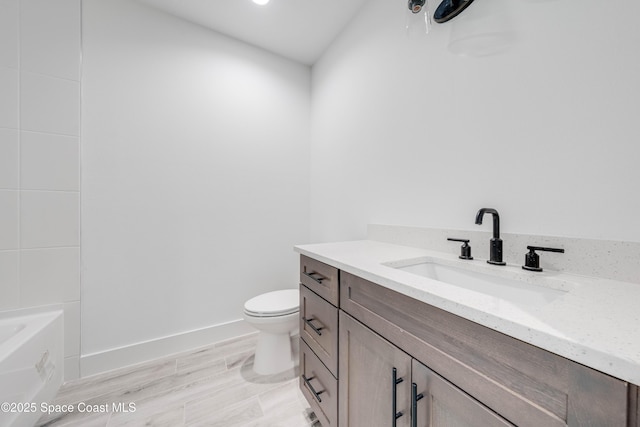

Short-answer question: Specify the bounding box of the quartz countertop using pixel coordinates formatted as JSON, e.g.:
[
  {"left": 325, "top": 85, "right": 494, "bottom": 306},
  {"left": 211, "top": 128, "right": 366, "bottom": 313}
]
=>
[{"left": 295, "top": 240, "right": 640, "bottom": 385}]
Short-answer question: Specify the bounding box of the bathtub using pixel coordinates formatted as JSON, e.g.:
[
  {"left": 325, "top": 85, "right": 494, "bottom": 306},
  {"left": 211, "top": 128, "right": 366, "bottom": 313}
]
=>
[{"left": 0, "top": 311, "right": 64, "bottom": 427}]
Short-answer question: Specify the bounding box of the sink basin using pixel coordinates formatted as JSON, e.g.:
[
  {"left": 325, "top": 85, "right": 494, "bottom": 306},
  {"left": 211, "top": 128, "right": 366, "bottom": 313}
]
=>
[{"left": 389, "top": 259, "right": 569, "bottom": 308}]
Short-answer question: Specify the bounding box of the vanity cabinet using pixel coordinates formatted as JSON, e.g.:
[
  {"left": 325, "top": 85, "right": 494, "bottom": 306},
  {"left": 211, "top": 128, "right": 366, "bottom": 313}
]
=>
[
  {"left": 339, "top": 311, "right": 512, "bottom": 427},
  {"left": 299, "top": 255, "right": 638, "bottom": 427}
]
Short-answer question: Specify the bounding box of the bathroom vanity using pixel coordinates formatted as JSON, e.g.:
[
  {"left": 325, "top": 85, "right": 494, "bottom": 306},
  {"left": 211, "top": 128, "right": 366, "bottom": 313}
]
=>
[{"left": 296, "top": 240, "right": 640, "bottom": 427}]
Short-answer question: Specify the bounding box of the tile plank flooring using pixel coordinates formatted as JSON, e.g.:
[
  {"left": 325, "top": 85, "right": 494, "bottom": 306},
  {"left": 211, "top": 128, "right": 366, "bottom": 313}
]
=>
[{"left": 37, "top": 334, "right": 319, "bottom": 427}]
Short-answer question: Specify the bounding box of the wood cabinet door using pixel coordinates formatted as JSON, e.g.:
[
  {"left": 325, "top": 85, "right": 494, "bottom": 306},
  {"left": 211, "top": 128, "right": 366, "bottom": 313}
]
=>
[
  {"left": 412, "top": 360, "right": 514, "bottom": 427},
  {"left": 339, "top": 311, "right": 412, "bottom": 427},
  {"left": 635, "top": 385, "right": 640, "bottom": 427}
]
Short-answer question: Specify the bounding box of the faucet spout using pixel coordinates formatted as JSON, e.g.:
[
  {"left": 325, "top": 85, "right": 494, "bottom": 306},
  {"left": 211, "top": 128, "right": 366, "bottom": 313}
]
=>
[
  {"left": 475, "top": 208, "right": 506, "bottom": 265},
  {"left": 475, "top": 208, "right": 500, "bottom": 239}
]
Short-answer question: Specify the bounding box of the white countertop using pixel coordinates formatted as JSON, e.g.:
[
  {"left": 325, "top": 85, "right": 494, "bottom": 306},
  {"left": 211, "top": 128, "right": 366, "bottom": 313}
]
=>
[{"left": 295, "top": 240, "right": 640, "bottom": 385}]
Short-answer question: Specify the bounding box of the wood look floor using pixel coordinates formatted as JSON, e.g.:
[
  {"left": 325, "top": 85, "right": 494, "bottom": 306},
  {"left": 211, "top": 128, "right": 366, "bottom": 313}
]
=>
[{"left": 37, "top": 334, "right": 320, "bottom": 427}]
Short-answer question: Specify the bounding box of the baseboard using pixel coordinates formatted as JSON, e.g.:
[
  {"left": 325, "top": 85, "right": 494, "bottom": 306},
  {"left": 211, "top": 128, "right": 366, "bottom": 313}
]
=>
[{"left": 80, "top": 318, "right": 254, "bottom": 378}]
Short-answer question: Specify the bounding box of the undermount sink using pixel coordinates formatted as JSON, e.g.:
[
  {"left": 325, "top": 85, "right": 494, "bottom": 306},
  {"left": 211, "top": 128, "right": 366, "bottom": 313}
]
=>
[{"left": 386, "top": 258, "right": 571, "bottom": 308}]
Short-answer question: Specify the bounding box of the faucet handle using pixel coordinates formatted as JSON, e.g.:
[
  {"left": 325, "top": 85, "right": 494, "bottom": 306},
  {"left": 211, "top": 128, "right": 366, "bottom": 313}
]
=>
[
  {"left": 523, "top": 246, "right": 565, "bottom": 272},
  {"left": 447, "top": 238, "right": 473, "bottom": 260}
]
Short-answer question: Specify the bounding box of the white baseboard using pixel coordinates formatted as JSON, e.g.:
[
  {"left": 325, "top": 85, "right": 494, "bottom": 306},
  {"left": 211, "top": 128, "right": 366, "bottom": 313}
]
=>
[{"left": 80, "top": 319, "right": 254, "bottom": 378}]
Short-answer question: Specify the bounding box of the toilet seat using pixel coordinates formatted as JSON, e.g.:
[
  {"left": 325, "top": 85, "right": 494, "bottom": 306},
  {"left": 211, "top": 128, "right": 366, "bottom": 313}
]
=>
[{"left": 244, "top": 289, "right": 299, "bottom": 318}]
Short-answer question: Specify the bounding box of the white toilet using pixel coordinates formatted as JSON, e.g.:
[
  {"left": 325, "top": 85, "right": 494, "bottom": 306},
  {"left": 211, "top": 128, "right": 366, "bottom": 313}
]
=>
[{"left": 243, "top": 289, "right": 299, "bottom": 375}]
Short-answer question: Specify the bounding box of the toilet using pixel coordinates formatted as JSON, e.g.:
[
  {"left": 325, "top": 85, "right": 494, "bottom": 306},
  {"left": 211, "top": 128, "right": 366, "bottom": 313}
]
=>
[{"left": 243, "top": 289, "right": 299, "bottom": 375}]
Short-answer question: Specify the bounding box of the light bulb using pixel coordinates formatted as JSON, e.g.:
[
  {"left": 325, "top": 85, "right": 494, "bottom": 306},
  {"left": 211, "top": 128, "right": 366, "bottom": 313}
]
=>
[{"left": 253, "top": 0, "right": 270, "bottom": 5}]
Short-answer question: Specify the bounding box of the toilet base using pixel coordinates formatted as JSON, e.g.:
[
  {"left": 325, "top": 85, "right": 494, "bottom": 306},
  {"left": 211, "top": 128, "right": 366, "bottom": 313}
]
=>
[{"left": 253, "top": 331, "right": 295, "bottom": 375}]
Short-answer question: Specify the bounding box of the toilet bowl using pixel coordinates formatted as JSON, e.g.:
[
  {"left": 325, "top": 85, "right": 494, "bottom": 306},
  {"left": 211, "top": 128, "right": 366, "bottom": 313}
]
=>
[{"left": 243, "top": 289, "right": 299, "bottom": 375}]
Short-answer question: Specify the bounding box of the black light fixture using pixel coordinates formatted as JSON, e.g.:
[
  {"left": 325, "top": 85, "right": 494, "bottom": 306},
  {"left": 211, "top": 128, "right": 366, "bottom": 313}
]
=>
[
  {"left": 406, "top": 0, "right": 514, "bottom": 56},
  {"left": 433, "top": 0, "right": 476, "bottom": 23},
  {"left": 407, "top": 0, "right": 427, "bottom": 13}
]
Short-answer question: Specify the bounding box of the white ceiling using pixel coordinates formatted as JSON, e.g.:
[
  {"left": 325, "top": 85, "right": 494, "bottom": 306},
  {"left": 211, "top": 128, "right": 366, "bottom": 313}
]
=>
[{"left": 137, "top": 0, "right": 368, "bottom": 65}]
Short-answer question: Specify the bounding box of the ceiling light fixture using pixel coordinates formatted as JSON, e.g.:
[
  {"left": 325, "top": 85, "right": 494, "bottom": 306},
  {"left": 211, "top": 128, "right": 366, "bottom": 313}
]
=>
[
  {"left": 252, "top": 0, "right": 270, "bottom": 5},
  {"left": 407, "top": 0, "right": 477, "bottom": 25},
  {"left": 434, "top": 0, "right": 476, "bottom": 23},
  {"left": 408, "top": 0, "right": 426, "bottom": 13}
]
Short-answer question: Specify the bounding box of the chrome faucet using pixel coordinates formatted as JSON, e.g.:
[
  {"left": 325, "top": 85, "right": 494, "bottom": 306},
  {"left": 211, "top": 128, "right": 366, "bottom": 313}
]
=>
[{"left": 475, "top": 208, "right": 506, "bottom": 265}]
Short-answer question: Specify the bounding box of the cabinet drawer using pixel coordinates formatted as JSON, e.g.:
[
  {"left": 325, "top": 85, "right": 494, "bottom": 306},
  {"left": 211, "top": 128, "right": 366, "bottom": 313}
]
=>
[
  {"left": 300, "top": 284, "right": 339, "bottom": 377},
  {"left": 300, "top": 255, "right": 339, "bottom": 306},
  {"left": 300, "top": 339, "right": 338, "bottom": 427}
]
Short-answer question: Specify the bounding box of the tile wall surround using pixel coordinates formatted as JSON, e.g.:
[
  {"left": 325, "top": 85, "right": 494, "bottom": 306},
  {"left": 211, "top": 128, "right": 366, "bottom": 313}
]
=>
[
  {"left": 368, "top": 224, "right": 640, "bottom": 285},
  {"left": 0, "top": 0, "right": 81, "bottom": 381}
]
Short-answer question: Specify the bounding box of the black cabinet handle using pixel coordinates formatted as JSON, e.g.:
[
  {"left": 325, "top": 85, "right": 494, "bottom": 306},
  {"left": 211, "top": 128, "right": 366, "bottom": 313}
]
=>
[
  {"left": 411, "top": 382, "right": 424, "bottom": 427},
  {"left": 392, "top": 367, "right": 404, "bottom": 426},
  {"left": 302, "top": 271, "right": 325, "bottom": 285},
  {"left": 303, "top": 317, "right": 324, "bottom": 336},
  {"left": 302, "top": 375, "right": 325, "bottom": 403}
]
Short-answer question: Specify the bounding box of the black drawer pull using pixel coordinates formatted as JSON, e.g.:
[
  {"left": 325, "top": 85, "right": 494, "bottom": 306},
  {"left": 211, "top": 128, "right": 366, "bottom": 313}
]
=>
[
  {"left": 393, "top": 367, "right": 404, "bottom": 426},
  {"left": 411, "top": 382, "right": 424, "bottom": 427},
  {"left": 303, "top": 317, "right": 324, "bottom": 336},
  {"left": 303, "top": 271, "right": 325, "bottom": 285},
  {"left": 302, "top": 375, "right": 325, "bottom": 403}
]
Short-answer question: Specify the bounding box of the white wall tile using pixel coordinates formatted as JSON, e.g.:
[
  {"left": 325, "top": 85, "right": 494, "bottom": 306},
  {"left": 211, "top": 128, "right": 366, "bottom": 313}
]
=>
[
  {"left": 0, "top": 0, "right": 19, "bottom": 69},
  {"left": 0, "top": 190, "right": 19, "bottom": 250},
  {"left": 0, "top": 0, "right": 82, "bottom": 377},
  {"left": 21, "top": 72, "right": 80, "bottom": 136},
  {"left": 20, "top": 247, "right": 80, "bottom": 306},
  {"left": 20, "top": 191, "right": 79, "bottom": 248},
  {"left": 63, "top": 301, "right": 80, "bottom": 357},
  {"left": 0, "top": 128, "right": 19, "bottom": 189},
  {"left": 0, "top": 67, "right": 19, "bottom": 129},
  {"left": 20, "top": 0, "right": 81, "bottom": 81},
  {"left": 0, "top": 250, "right": 19, "bottom": 310},
  {"left": 21, "top": 131, "right": 79, "bottom": 191}
]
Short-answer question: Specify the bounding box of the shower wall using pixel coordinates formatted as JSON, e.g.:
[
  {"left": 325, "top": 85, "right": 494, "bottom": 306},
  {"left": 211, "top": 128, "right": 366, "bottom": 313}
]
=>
[{"left": 0, "top": 0, "right": 81, "bottom": 381}]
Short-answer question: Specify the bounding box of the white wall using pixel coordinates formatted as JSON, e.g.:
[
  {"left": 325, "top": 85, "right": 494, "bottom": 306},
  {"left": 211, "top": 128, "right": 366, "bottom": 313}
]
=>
[
  {"left": 0, "top": 0, "right": 81, "bottom": 380},
  {"left": 81, "top": 0, "right": 310, "bottom": 370},
  {"left": 6, "top": 0, "right": 636, "bottom": 378},
  {"left": 310, "top": 0, "right": 640, "bottom": 243}
]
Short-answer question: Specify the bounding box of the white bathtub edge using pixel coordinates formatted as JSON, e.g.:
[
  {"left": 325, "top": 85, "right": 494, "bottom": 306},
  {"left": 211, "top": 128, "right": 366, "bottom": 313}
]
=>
[
  {"left": 0, "top": 310, "right": 64, "bottom": 427},
  {"left": 80, "top": 318, "right": 254, "bottom": 377}
]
